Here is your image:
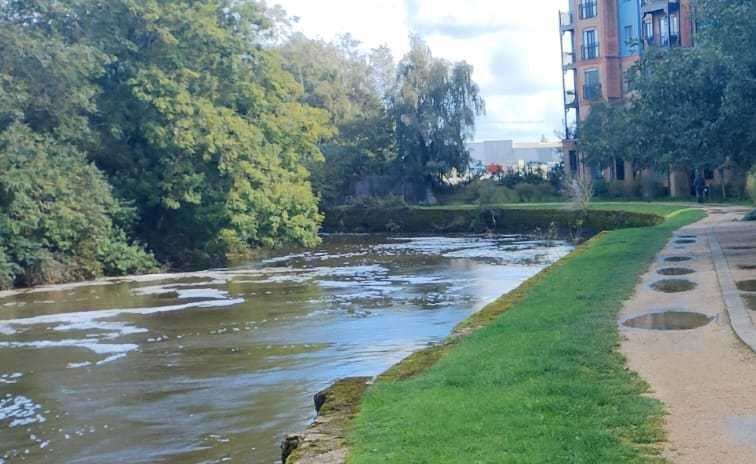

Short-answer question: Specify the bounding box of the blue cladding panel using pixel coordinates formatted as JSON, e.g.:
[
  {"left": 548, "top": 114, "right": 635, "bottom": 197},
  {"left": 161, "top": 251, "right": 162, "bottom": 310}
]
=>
[{"left": 618, "top": 0, "right": 641, "bottom": 57}]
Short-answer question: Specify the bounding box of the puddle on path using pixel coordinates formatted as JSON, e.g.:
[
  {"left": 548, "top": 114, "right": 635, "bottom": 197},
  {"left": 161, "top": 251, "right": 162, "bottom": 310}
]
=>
[
  {"left": 726, "top": 416, "right": 756, "bottom": 446},
  {"left": 738, "top": 264, "right": 756, "bottom": 270},
  {"left": 736, "top": 280, "right": 756, "bottom": 292},
  {"left": 745, "top": 294, "right": 756, "bottom": 311},
  {"left": 665, "top": 256, "right": 693, "bottom": 263},
  {"left": 675, "top": 239, "right": 697, "bottom": 245},
  {"left": 623, "top": 311, "right": 712, "bottom": 331},
  {"left": 728, "top": 246, "right": 756, "bottom": 251},
  {"left": 658, "top": 267, "right": 695, "bottom": 276},
  {"left": 651, "top": 279, "right": 697, "bottom": 293},
  {"left": 677, "top": 234, "right": 697, "bottom": 239}
]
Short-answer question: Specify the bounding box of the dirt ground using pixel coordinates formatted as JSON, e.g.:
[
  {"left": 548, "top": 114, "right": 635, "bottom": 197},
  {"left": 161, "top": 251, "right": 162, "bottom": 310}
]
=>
[{"left": 620, "top": 207, "right": 756, "bottom": 464}]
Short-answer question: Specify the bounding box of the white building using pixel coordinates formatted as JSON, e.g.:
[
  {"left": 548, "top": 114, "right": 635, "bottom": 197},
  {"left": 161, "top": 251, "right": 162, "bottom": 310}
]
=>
[{"left": 466, "top": 140, "right": 563, "bottom": 175}]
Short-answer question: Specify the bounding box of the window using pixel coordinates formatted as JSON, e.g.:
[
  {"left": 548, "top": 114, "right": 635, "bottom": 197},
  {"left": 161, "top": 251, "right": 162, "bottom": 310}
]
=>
[
  {"left": 670, "top": 14, "right": 679, "bottom": 36},
  {"left": 569, "top": 151, "right": 578, "bottom": 173},
  {"left": 579, "top": 0, "right": 597, "bottom": 20},
  {"left": 644, "top": 19, "right": 654, "bottom": 42},
  {"left": 583, "top": 69, "right": 601, "bottom": 101},
  {"left": 615, "top": 159, "right": 626, "bottom": 181},
  {"left": 582, "top": 29, "right": 599, "bottom": 60},
  {"left": 624, "top": 25, "right": 634, "bottom": 45}
]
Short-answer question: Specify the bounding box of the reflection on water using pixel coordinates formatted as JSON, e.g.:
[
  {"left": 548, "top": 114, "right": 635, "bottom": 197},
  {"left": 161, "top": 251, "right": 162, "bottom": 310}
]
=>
[{"left": 0, "top": 234, "right": 571, "bottom": 463}]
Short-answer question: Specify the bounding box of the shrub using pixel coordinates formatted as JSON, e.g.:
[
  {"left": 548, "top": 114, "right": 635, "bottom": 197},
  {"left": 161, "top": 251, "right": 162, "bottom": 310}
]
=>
[
  {"left": 478, "top": 182, "right": 517, "bottom": 205},
  {"left": 0, "top": 124, "right": 159, "bottom": 288},
  {"left": 566, "top": 176, "right": 594, "bottom": 212},
  {"left": 513, "top": 183, "right": 556, "bottom": 202},
  {"left": 747, "top": 168, "right": 756, "bottom": 205}
]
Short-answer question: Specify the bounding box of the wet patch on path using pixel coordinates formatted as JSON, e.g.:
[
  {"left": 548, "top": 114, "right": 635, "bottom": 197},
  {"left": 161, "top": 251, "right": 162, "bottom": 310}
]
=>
[
  {"left": 651, "top": 279, "right": 697, "bottom": 293},
  {"left": 622, "top": 311, "right": 712, "bottom": 331},
  {"left": 736, "top": 280, "right": 756, "bottom": 293},
  {"left": 658, "top": 267, "right": 696, "bottom": 276}
]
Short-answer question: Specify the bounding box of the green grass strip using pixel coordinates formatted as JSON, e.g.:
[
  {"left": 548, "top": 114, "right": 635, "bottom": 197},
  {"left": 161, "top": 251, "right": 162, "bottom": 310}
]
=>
[{"left": 349, "top": 208, "right": 705, "bottom": 464}]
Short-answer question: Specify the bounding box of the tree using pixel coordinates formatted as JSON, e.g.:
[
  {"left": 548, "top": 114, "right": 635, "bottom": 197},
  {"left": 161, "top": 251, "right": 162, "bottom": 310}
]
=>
[
  {"left": 0, "top": 10, "right": 157, "bottom": 288},
  {"left": 393, "top": 37, "right": 485, "bottom": 196},
  {"left": 278, "top": 33, "right": 395, "bottom": 207},
  {"left": 3, "top": 0, "right": 333, "bottom": 268}
]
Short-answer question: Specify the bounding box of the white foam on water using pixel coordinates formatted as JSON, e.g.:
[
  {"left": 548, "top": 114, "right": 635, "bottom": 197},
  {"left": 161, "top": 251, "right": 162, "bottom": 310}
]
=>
[
  {"left": 0, "top": 298, "right": 243, "bottom": 366},
  {"left": 0, "top": 394, "right": 45, "bottom": 428},
  {"left": 96, "top": 353, "right": 128, "bottom": 365},
  {"left": 0, "top": 340, "right": 138, "bottom": 355},
  {"left": 0, "top": 373, "right": 22, "bottom": 385},
  {"left": 67, "top": 361, "right": 92, "bottom": 369}
]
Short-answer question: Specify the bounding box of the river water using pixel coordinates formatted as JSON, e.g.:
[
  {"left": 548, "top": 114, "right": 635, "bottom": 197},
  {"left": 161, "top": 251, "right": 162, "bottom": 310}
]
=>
[{"left": 0, "top": 234, "right": 571, "bottom": 464}]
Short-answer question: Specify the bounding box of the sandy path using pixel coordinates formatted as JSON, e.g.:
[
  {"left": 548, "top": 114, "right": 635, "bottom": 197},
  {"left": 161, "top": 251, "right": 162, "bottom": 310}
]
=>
[{"left": 620, "top": 208, "right": 756, "bottom": 464}]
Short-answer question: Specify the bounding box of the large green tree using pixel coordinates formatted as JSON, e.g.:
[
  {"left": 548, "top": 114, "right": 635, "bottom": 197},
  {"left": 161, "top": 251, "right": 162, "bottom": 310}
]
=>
[
  {"left": 278, "top": 33, "right": 395, "bottom": 206},
  {"left": 0, "top": 17, "right": 157, "bottom": 288},
  {"left": 2, "top": 0, "right": 333, "bottom": 269},
  {"left": 393, "top": 37, "right": 485, "bottom": 196}
]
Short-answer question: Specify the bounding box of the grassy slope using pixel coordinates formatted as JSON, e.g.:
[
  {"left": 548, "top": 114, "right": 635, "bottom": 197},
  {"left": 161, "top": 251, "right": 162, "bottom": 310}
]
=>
[{"left": 349, "top": 206, "right": 705, "bottom": 464}]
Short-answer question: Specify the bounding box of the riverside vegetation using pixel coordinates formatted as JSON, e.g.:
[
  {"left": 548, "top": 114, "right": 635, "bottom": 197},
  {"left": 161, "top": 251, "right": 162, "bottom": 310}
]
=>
[{"left": 0, "top": 0, "right": 484, "bottom": 289}]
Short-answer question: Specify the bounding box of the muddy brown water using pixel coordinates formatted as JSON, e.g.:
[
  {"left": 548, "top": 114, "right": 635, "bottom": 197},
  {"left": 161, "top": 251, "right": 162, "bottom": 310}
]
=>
[
  {"left": 651, "top": 279, "right": 697, "bottom": 293},
  {"left": 623, "top": 311, "right": 712, "bottom": 331},
  {"left": 0, "top": 234, "right": 571, "bottom": 464}
]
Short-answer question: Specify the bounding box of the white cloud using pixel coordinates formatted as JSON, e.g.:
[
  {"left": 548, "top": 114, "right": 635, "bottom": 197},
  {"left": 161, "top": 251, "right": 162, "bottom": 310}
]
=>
[{"left": 273, "top": 0, "right": 568, "bottom": 142}]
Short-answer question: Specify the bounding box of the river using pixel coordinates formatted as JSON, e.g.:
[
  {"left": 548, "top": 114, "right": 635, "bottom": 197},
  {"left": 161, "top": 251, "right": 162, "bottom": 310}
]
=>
[{"left": 0, "top": 234, "right": 572, "bottom": 463}]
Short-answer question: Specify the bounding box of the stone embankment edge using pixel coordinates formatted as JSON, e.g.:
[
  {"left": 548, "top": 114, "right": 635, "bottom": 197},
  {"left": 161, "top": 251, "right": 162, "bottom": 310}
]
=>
[
  {"left": 281, "top": 230, "right": 607, "bottom": 464},
  {"left": 708, "top": 227, "right": 756, "bottom": 352}
]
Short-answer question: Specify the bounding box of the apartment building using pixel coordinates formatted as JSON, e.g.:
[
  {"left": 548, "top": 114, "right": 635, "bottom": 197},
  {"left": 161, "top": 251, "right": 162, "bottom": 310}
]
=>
[{"left": 559, "top": 0, "right": 694, "bottom": 194}]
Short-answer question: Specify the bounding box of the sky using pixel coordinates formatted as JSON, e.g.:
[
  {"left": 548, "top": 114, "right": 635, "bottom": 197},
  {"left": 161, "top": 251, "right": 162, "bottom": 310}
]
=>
[{"left": 272, "top": 0, "right": 568, "bottom": 143}]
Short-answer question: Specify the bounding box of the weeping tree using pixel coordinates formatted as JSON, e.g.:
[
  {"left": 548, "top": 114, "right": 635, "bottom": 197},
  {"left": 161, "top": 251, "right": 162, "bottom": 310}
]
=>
[{"left": 392, "top": 37, "right": 485, "bottom": 200}]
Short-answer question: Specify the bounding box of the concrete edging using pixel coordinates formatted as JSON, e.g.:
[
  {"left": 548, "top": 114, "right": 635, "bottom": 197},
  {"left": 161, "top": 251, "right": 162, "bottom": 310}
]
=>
[{"left": 708, "top": 227, "right": 756, "bottom": 352}]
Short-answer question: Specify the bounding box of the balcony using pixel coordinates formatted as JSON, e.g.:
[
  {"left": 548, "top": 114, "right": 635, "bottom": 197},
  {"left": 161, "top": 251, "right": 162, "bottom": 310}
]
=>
[
  {"left": 642, "top": 0, "right": 679, "bottom": 14},
  {"left": 559, "top": 11, "right": 574, "bottom": 31},
  {"left": 562, "top": 51, "right": 576, "bottom": 70},
  {"left": 565, "top": 90, "right": 578, "bottom": 109},
  {"left": 578, "top": 0, "right": 598, "bottom": 20},
  {"left": 662, "top": 34, "right": 680, "bottom": 47},
  {"left": 583, "top": 83, "right": 603, "bottom": 101},
  {"left": 581, "top": 44, "right": 599, "bottom": 60}
]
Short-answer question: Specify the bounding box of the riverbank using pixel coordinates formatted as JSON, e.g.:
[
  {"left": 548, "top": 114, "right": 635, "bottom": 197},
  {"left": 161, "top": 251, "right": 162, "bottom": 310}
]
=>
[
  {"left": 323, "top": 204, "right": 663, "bottom": 237},
  {"left": 338, "top": 206, "right": 705, "bottom": 463}
]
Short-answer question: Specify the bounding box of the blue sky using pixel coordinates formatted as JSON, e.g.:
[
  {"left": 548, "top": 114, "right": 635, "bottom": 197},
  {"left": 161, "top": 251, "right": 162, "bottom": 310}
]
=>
[{"left": 273, "top": 0, "right": 568, "bottom": 143}]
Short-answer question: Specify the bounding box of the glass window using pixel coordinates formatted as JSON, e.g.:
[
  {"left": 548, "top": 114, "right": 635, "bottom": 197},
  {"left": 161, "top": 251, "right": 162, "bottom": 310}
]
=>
[
  {"left": 579, "top": 0, "right": 597, "bottom": 20},
  {"left": 582, "top": 29, "right": 598, "bottom": 59},
  {"left": 670, "top": 14, "right": 679, "bottom": 36},
  {"left": 644, "top": 19, "right": 654, "bottom": 40},
  {"left": 624, "top": 25, "right": 633, "bottom": 45}
]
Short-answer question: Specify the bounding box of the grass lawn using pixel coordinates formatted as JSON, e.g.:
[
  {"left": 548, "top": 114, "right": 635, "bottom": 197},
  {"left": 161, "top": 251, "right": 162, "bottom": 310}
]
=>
[{"left": 348, "top": 206, "right": 705, "bottom": 463}]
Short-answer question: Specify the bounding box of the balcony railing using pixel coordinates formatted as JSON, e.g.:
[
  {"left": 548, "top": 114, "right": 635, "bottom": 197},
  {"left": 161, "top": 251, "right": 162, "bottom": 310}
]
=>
[
  {"left": 641, "top": 0, "right": 679, "bottom": 14},
  {"left": 583, "top": 83, "right": 603, "bottom": 101},
  {"left": 565, "top": 90, "right": 578, "bottom": 108},
  {"left": 578, "top": 0, "right": 598, "bottom": 19},
  {"left": 581, "top": 44, "right": 599, "bottom": 60},
  {"left": 662, "top": 34, "right": 680, "bottom": 47},
  {"left": 559, "top": 11, "right": 574, "bottom": 30},
  {"left": 562, "top": 51, "right": 576, "bottom": 69}
]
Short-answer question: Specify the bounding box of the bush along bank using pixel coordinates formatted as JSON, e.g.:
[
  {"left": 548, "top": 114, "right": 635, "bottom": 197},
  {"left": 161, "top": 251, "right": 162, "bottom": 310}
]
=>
[
  {"left": 283, "top": 207, "right": 704, "bottom": 463},
  {"left": 322, "top": 205, "right": 663, "bottom": 239}
]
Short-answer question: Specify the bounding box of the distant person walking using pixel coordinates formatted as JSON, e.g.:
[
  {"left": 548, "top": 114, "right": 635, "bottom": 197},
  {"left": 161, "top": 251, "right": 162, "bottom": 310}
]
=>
[{"left": 694, "top": 173, "right": 706, "bottom": 204}]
